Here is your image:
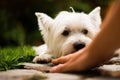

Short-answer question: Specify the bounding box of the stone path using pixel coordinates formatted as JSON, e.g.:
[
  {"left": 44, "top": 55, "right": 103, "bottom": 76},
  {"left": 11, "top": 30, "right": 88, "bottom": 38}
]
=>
[
  {"left": 0, "top": 69, "right": 46, "bottom": 80},
  {"left": 0, "top": 57, "right": 120, "bottom": 80}
]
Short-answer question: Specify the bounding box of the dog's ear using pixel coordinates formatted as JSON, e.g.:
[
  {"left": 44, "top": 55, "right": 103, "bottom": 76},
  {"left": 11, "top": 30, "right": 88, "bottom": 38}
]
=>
[
  {"left": 35, "top": 12, "right": 54, "bottom": 32},
  {"left": 89, "top": 7, "right": 101, "bottom": 28}
]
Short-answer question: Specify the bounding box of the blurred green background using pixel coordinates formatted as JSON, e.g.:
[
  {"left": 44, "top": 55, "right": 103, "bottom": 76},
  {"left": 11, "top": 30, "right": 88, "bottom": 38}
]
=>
[{"left": 0, "top": 0, "right": 112, "bottom": 47}]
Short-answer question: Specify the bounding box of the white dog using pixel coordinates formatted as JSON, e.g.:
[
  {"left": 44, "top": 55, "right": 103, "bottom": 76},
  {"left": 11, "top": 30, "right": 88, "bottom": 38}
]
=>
[{"left": 33, "top": 7, "right": 101, "bottom": 63}]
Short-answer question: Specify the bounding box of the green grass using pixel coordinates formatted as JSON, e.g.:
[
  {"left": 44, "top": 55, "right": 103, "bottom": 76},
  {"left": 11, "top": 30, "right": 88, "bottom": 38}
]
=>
[{"left": 0, "top": 46, "right": 36, "bottom": 71}]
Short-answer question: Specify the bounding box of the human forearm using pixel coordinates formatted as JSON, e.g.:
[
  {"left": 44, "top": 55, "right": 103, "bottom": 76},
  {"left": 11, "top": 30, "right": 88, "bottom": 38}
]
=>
[{"left": 86, "top": 0, "right": 120, "bottom": 64}]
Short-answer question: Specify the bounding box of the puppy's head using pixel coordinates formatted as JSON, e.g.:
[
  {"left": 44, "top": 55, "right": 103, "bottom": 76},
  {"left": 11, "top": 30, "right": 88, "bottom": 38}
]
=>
[{"left": 35, "top": 7, "right": 101, "bottom": 57}]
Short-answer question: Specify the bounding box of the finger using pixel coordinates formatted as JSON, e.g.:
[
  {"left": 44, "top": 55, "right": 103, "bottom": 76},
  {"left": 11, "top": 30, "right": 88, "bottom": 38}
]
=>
[
  {"left": 52, "top": 56, "right": 69, "bottom": 64},
  {"left": 50, "top": 64, "right": 67, "bottom": 73}
]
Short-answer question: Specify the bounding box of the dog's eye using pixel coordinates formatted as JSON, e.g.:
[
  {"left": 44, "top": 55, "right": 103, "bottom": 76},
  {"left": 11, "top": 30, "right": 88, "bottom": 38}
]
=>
[
  {"left": 62, "top": 30, "right": 69, "bottom": 36},
  {"left": 81, "top": 29, "right": 88, "bottom": 35}
]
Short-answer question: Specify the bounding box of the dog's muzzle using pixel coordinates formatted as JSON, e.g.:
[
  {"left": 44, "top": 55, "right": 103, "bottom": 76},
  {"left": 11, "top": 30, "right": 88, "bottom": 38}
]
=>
[{"left": 73, "top": 42, "right": 85, "bottom": 51}]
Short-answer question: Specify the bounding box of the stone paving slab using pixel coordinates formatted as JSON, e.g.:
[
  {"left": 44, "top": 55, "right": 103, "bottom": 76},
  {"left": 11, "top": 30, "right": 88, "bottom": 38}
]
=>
[
  {"left": 0, "top": 69, "right": 47, "bottom": 80},
  {"left": 45, "top": 73, "right": 82, "bottom": 80},
  {"left": 98, "top": 64, "right": 120, "bottom": 77},
  {"left": 1, "top": 57, "right": 120, "bottom": 80},
  {"left": 0, "top": 69, "right": 120, "bottom": 80},
  {"left": 22, "top": 63, "right": 51, "bottom": 72}
]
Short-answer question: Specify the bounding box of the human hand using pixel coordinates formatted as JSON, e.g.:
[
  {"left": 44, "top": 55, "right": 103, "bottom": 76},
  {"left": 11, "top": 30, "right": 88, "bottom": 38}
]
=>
[{"left": 50, "top": 49, "right": 88, "bottom": 73}]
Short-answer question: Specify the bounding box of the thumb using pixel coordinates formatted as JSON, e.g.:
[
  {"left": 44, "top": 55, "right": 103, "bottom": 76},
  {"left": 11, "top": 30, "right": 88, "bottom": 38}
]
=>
[{"left": 50, "top": 64, "right": 67, "bottom": 73}]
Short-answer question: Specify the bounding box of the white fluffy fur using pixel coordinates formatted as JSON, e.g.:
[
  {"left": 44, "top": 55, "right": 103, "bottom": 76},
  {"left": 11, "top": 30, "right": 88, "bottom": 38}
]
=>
[{"left": 33, "top": 7, "right": 101, "bottom": 62}]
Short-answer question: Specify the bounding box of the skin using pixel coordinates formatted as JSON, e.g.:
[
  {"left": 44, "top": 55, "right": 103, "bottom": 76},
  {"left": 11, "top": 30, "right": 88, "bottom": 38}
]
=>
[{"left": 50, "top": 0, "right": 120, "bottom": 73}]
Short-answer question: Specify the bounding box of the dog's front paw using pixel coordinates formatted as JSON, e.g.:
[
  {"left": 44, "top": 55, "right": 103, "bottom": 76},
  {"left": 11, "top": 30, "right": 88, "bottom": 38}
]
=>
[{"left": 33, "top": 54, "right": 53, "bottom": 63}]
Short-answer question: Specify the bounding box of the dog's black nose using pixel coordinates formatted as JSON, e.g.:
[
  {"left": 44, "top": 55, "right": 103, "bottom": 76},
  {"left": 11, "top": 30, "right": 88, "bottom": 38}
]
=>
[{"left": 73, "top": 42, "right": 85, "bottom": 51}]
